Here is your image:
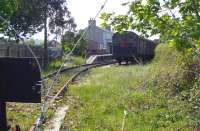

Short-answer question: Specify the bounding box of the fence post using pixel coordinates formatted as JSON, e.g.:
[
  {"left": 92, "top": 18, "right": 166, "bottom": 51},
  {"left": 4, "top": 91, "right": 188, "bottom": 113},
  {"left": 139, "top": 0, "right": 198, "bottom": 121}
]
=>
[
  {"left": 0, "top": 102, "right": 7, "bottom": 131},
  {"left": 17, "top": 46, "right": 20, "bottom": 57},
  {"left": 6, "top": 46, "right": 10, "bottom": 56}
]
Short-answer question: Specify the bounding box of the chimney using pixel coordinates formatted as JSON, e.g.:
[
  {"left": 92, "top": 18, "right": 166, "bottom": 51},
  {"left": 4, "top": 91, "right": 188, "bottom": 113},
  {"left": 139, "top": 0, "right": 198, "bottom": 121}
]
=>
[{"left": 88, "top": 18, "right": 96, "bottom": 27}]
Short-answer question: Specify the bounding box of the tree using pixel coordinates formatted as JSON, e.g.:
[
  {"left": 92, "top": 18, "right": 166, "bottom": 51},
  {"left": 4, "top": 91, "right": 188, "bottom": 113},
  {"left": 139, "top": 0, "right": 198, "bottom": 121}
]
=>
[
  {"left": 61, "top": 31, "right": 75, "bottom": 53},
  {"left": 100, "top": 0, "right": 200, "bottom": 53},
  {"left": 74, "top": 30, "right": 88, "bottom": 57},
  {"left": 0, "top": 0, "right": 20, "bottom": 32},
  {"left": 61, "top": 30, "right": 87, "bottom": 57},
  {"left": 0, "top": 0, "right": 76, "bottom": 68}
]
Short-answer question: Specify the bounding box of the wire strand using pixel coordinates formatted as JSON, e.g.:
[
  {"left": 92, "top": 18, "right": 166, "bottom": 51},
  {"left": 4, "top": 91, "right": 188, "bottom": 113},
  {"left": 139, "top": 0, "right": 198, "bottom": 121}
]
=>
[
  {"left": 0, "top": 16, "right": 42, "bottom": 73},
  {"left": 36, "top": 0, "right": 109, "bottom": 128}
]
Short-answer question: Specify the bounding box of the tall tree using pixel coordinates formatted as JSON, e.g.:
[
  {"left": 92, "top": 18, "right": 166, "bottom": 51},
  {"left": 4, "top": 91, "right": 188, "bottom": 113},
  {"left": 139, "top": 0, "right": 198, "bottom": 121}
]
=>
[
  {"left": 0, "top": 0, "right": 76, "bottom": 68},
  {"left": 101, "top": 0, "right": 200, "bottom": 53},
  {"left": 0, "top": 0, "right": 19, "bottom": 32}
]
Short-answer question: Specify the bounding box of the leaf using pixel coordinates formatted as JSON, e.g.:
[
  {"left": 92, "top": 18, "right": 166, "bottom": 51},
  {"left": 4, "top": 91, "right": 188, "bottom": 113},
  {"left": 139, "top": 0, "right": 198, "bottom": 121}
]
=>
[
  {"left": 185, "top": 15, "right": 193, "bottom": 21},
  {"left": 169, "top": 40, "right": 176, "bottom": 47}
]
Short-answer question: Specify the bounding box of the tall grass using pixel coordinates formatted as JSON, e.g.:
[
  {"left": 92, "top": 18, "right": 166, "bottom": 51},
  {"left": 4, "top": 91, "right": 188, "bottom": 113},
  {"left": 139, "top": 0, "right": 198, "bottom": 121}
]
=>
[{"left": 62, "top": 44, "right": 197, "bottom": 130}]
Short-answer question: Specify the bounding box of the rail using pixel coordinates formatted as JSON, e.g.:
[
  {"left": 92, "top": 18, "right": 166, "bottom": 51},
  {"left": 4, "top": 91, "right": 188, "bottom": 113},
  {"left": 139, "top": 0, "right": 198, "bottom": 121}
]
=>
[{"left": 32, "top": 61, "right": 116, "bottom": 131}]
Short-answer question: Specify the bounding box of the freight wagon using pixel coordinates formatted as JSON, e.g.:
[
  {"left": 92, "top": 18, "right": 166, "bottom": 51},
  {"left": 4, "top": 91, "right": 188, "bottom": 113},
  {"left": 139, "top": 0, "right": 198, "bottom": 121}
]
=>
[{"left": 112, "top": 31, "right": 157, "bottom": 64}]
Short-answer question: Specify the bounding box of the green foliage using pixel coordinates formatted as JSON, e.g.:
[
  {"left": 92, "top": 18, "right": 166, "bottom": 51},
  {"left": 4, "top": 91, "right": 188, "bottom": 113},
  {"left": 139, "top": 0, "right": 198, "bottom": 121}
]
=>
[
  {"left": 71, "top": 56, "right": 85, "bottom": 65},
  {"left": 0, "top": 0, "right": 76, "bottom": 68},
  {"left": 0, "top": 0, "right": 19, "bottom": 31},
  {"left": 100, "top": 0, "right": 200, "bottom": 53},
  {"left": 61, "top": 30, "right": 87, "bottom": 57},
  {"left": 151, "top": 44, "right": 200, "bottom": 128},
  {"left": 48, "top": 56, "right": 85, "bottom": 70},
  {"left": 61, "top": 31, "right": 75, "bottom": 52},
  {"left": 61, "top": 44, "right": 200, "bottom": 130},
  {"left": 0, "top": 0, "right": 76, "bottom": 38},
  {"left": 6, "top": 43, "right": 199, "bottom": 130},
  {"left": 49, "top": 58, "right": 63, "bottom": 69}
]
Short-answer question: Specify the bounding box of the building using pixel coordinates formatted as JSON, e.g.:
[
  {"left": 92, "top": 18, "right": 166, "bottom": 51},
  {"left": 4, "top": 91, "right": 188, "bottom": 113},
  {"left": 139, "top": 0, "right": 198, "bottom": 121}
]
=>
[{"left": 85, "top": 19, "right": 113, "bottom": 56}]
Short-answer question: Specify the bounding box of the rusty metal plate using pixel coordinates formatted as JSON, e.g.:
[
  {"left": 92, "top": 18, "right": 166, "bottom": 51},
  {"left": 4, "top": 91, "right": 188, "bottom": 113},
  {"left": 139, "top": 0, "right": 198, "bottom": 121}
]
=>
[{"left": 0, "top": 57, "right": 41, "bottom": 103}]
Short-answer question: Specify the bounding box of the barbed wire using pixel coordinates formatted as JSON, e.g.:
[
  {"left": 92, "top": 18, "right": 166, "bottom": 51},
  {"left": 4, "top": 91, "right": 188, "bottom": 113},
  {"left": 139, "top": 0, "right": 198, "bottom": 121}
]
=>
[
  {"left": 0, "top": 15, "right": 45, "bottom": 130},
  {"left": 0, "top": 16, "right": 42, "bottom": 75},
  {"left": 35, "top": 0, "right": 109, "bottom": 129}
]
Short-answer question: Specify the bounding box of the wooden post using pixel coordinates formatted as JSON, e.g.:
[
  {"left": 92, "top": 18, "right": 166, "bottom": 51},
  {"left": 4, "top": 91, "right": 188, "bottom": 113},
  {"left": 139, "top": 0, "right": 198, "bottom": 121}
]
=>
[
  {"left": 0, "top": 58, "right": 42, "bottom": 131},
  {"left": 0, "top": 102, "right": 7, "bottom": 131},
  {"left": 6, "top": 46, "right": 10, "bottom": 56},
  {"left": 17, "top": 46, "right": 20, "bottom": 57},
  {"left": 0, "top": 64, "right": 7, "bottom": 131}
]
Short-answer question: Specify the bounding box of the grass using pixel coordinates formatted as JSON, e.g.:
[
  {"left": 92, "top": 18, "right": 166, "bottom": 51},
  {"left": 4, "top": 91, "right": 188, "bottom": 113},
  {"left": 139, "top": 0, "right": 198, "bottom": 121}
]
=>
[
  {"left": 62, "top": 44, "right": 196, "bottom": 130},
  {"left": 7, "top": 103, "right": 40, "bottom": 130},
  {"left": 6, "top": 44, "right": 199, "bottom": 130},
  {"left": 62, "top": 65, "right": 163, "bottom": 130},
  {"left": 43, "top": 56, "right": 86, "bottom": 77},
  {"left": 7, "top": 57, "right": 83, "bottom": 131},
  {"left": 6, "top": 74, "right": 69, "bottom": 130}
]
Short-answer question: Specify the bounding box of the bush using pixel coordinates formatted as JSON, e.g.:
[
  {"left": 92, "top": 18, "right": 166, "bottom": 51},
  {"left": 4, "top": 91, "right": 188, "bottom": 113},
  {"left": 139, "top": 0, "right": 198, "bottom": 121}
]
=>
[
  {"left": 71, "top": 56, "right": 85, "bottom": 65},
  {"left": 151, "top": 44, "right": 200, "bottom": 128},
  {"left": 62, "top": 43, "right": 200, "bottom": 130}
]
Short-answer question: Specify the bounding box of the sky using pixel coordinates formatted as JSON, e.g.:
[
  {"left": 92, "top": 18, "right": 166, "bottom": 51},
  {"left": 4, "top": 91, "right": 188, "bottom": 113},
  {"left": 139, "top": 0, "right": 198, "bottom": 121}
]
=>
[
  {"left": 33, "top": 0, "right": 130, "bottom": 40},
  {"left": 67, "top": 0, "right": 130, "bottom": 29}
]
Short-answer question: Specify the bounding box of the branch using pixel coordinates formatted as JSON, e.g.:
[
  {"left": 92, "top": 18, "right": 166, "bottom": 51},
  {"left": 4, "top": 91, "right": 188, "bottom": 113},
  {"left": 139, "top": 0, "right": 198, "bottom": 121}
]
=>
[{"left": 191, "top": 0, "right": 200, "bottom": 20}]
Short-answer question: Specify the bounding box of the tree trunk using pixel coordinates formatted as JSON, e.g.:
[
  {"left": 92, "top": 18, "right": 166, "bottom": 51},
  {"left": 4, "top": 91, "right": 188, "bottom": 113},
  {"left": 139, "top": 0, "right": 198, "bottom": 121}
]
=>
[{"left": 44, "top": 15, "right": 48, "bottom": 69}]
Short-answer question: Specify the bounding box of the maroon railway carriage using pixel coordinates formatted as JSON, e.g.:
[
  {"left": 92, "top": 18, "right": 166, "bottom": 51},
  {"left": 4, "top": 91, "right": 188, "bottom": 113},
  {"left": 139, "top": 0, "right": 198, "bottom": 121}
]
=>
[{"left": 112, "top": 31, "right": 157, "bottom": 64}]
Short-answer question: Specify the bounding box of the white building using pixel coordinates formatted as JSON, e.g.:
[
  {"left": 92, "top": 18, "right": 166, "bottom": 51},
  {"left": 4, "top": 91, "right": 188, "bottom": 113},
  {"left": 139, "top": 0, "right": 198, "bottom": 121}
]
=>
[{"left": 85, "top": 19, "right": 113, "bottom": 56}]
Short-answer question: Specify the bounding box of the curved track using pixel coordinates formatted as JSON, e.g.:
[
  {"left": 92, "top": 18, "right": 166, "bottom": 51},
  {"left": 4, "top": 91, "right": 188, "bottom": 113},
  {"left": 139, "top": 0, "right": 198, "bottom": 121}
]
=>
[
  {"left": 42, "top": 63, "right": 99, "bottom": 80},
  {"left": 49, "top": 62, "right": 115, "bottom": 105},
  {"left": 31, "top": 61, "right": 116, "bottom": 130}
]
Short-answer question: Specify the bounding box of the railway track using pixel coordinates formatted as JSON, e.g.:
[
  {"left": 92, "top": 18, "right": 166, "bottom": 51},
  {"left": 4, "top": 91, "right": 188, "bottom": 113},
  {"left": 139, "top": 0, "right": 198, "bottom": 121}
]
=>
[
  {"left": 46, "top": 62, "right": 115, "bottom": 106},
  {"left": 31, "top": 61, "right": 116, "bottom": 131},
  {"left": 42, "top": 63, "right": 99, "bottom": 80}
]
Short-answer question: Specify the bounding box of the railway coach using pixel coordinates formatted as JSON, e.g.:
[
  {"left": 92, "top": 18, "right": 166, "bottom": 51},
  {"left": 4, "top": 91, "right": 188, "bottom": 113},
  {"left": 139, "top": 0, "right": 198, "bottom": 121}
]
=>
[{"left": 112, "top": 31, "right": 157, "bottom": 64}]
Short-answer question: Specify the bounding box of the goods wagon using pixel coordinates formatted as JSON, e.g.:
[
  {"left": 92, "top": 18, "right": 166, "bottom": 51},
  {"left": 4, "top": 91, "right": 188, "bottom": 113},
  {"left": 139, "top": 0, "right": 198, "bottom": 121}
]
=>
[{"left": 112, "top": 31, "right": 157, "bottom": 64}]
